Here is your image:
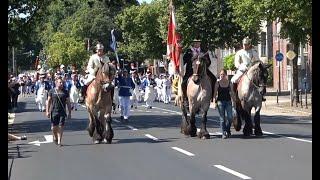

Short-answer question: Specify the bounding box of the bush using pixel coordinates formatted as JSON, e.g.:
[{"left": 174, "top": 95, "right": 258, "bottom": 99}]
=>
[{"left": 223, "top": 54, "right": 236, "bottom": 71}]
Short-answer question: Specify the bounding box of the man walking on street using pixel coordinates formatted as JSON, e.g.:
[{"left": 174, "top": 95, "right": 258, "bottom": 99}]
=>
[
  {"left": 117, "top": 69, "right": 135, "bottom": 122},
  {"left": 46, "top": 76, "right": 71, "bottom": 146}
]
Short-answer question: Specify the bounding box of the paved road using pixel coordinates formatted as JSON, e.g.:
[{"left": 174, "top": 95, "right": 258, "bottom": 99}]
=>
[{"left": 8, "top": 96, "right": 312, "bottom": 180}]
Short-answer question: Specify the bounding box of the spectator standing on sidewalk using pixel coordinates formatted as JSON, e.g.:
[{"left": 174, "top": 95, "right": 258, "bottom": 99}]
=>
[
  {"left": 46, "top": 76, "right": 71, "bottom": 146},
  {"left": 212, "top": 69, "right": 236, "bottom": 139}
]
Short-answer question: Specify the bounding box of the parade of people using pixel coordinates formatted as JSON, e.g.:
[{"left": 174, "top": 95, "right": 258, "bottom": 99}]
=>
[{"left": 8, "top": 0, "right": 312, "bottom": 179}]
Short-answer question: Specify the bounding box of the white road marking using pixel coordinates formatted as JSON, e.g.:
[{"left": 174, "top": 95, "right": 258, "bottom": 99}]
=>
[
  {"left": 196, "top": 128, "right": 220, "bottom": 136},
  {"left": 29, "top": 135, "right": 54, "bottom": 146},
  {"left": 214, "top": 165, "right": 252, "bottom": 179},
  {"left": 262, "top": 131, "right": 312, "bottom": 143},
  {"left": 126, "top": 125, "right": 138, "bottom": 131},
  {"left": 171, "top": 147, "right": 195, "bottom": 156},
  {"left": 145, "top": 134, "right": 159, "bottom": 141},
  {"left": 44, "top": 135, "right": 53, "bottom": 142}
]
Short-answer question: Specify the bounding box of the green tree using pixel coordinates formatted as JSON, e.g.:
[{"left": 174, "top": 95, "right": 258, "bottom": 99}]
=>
[
  {"left": 46, "top": 32, "right": 89, "bottom": 68},
  {"left": 173, "top": 0, "right": 254, "bottom": 50}
]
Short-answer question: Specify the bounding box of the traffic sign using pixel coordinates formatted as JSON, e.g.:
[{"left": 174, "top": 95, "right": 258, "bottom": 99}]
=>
[
  {"left": 286, "top": 50, "right": 296, "bottom": 61},
  {"left": 275, "top": 52, "right": 284, "bottom": 61}
]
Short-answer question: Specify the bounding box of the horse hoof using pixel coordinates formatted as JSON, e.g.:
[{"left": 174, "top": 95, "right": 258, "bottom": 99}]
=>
[
  {"left": 254, "top": 131, "right": 263, "bottom": 136},
  {"left": 94, "top": 140, "right": 100, "bottom": 144},
  {"left": 106, "top": 139, "right": 112, "bottom": 144}
]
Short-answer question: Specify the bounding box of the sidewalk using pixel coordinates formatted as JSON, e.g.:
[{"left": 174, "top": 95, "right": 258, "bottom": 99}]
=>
[{"left": 263, "top": 87, "right": 312, "bottom": 116}]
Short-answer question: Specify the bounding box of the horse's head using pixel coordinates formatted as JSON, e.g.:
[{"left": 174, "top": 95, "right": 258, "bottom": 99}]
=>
[
  {"left": 96, "top": 62, "right": 116, "bottom": 85},
  {"left": 247, "top": 61, "right": 271, "bottom": 95},
  {"left": 191, "top": 54, "right": 209, "bottom": 84}
]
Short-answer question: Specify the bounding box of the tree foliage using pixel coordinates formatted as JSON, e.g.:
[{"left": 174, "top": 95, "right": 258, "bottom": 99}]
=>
[
  {"left": 46, "top": 32, "right": 89, "bottom": 68},
  {"left": 173, "top": 0, "right": 254, "bottom": 50},
  {"left": 223, "top": 54, "right": 236, "bottom": 71},
  {"left": 115, "top": 1, "right": 167, "bottom": 61}
]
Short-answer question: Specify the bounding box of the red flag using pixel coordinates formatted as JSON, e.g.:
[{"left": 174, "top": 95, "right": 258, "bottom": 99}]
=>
[{"left": 167, "top": 4, "right": 181, "bottom": 73}]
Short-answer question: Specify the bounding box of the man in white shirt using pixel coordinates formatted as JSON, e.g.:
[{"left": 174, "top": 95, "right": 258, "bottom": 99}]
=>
[
  {"left": 231, "top": 37, "right": 265, "bottom": 101},
  {"left": 81, "top": 43, "right": 111, "bottom": 99}
]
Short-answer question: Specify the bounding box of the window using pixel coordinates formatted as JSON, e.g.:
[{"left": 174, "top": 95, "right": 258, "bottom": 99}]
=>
[{"left": 260, "top": 32, "right": 267, "bottom": 57}]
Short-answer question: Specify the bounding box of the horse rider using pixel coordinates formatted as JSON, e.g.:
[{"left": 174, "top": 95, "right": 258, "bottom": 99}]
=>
[
  {"left": 182, "top": 39, "right": 216, "bottom": 105},
  {"left": 230, "top": 37, "right": 266, "bottom": 101},
  {"left": 81, "top": 43, "right": 113, "bottom": 101}
]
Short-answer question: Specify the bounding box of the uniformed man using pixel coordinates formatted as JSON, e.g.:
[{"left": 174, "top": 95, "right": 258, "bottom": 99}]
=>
[
  {"left": 181, "top": 39, "right": 217, "bottom": 105},
  {"left": 231, "top": 37, "right": 266, "bottom": 101},
  {"left": 81, "top": 43, "right": 112, "bottom": 99}
]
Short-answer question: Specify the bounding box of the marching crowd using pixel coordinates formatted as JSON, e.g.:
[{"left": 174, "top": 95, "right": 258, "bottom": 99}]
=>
[{"left": 9, "top": 37, "right": 258, "bottom": 142}]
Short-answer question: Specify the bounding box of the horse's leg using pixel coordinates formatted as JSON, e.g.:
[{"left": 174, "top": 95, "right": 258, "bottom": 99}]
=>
[
  {"left": 87, "top": 110, "right": 96, "bottom": 138},
  {"left": 198, "top": 110, "right": 210, "bottom": 139},
  {"left": 254, "top": 106, "right": 263, "bottom": 136},
  {"left": 188, "top": 111, "right": 197, "bottom": 137},
  {"left": 242, "top": 109, "right": 253, "bottom": 137},
  {"left": 180, "top": 100, "right": 189, "bottom": 135},
  {"left": 94, "top": 110, "right": 104, "bottom": 142},
  {"left": 105, "top": 113, "right": 114, "bottom": 144}
]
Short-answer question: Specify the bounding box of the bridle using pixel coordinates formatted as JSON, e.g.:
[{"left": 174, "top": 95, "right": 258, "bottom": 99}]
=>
[
  {"left": 245, "top": 65, "right": 267, "bottom": 90},
  {"left": 193, "top": 57, "right": 205, "bottom": 79},
  {"left": 96, "top": 63, "right": 114, "bottom": 88}
]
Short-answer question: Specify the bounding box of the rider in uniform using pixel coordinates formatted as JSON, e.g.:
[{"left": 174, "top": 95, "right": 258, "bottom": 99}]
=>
[
  {"left": 182, "top": 39, "right": 216, "bottom": 105},
  {"left": 230, "top": 37, "right": 266, "bottom": 101},
  {"left": 80, "top": 43, "right": 113, "bottom": 101}
]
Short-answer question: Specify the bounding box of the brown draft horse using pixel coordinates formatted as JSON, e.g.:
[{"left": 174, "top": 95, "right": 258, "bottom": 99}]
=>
[
  {"left": 85, "top": 62, "right": 116, "bottom": 144},
  {"left": 180, "top": 56, "right": 216, "bottom": 139}
]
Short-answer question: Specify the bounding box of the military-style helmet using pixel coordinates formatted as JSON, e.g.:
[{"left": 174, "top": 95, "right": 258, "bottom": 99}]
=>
[
  {"left": 242, "top": 37, "right": 251, "bottom": 45},
  {"left": 96, "top": 43, "right": 104, "bottom": 50}
]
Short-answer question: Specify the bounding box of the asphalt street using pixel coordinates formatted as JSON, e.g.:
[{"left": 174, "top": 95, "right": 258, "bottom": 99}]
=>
[{"left": 8, "top": 96, "right": 312, "bottom": 180}]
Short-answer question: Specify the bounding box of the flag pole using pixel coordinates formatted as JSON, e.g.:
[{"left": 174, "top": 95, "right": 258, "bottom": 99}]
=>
[{"left": 111, "top": 29, "right": 120, "bottom": 69}]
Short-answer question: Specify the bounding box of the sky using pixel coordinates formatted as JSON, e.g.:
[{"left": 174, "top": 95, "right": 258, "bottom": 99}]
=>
[{"left": 138, "top": 0, "right": 153, "bottom": 4}]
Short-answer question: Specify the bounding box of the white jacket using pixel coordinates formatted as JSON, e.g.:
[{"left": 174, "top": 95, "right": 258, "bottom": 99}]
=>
[
  {"left": 87, "top": 54, "right": 110, "bottom": 76},
  {"left": 234, "top": 48, "right": 259, "bottom": 72}
]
